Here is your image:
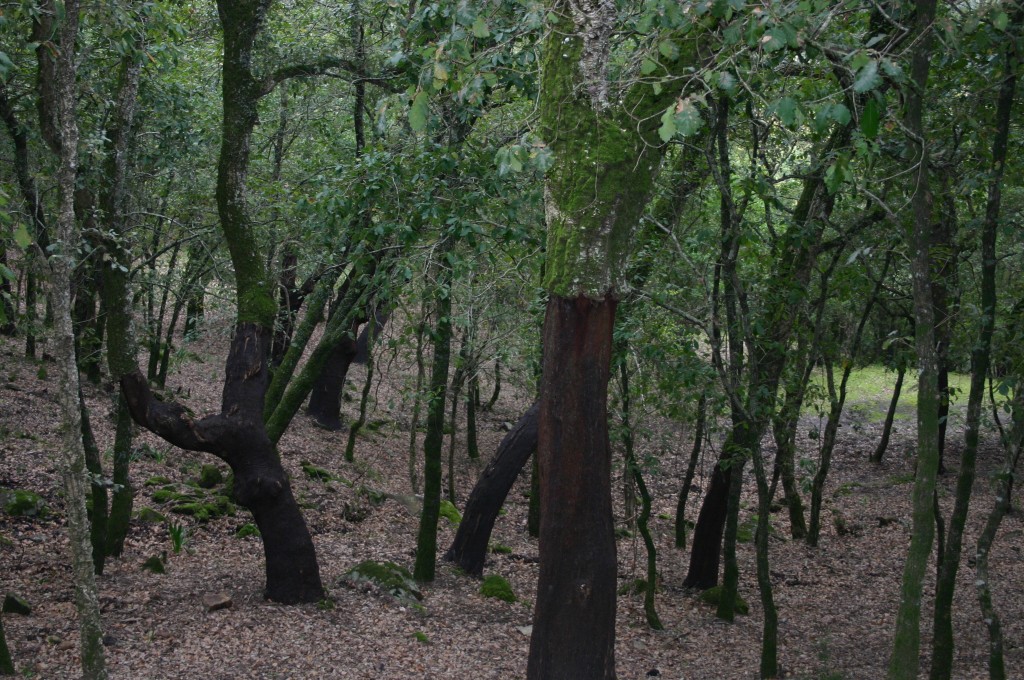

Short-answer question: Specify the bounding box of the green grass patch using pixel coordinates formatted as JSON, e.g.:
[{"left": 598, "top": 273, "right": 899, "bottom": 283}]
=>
[{"left": 809, "top": 364, "right": 971, "bottom": 414}]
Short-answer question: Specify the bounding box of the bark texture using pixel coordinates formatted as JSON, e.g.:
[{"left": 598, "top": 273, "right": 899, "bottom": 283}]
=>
[
  {"left": 528, "top": 296, "right": 617, "bottom": 680},
  {"left": 47, "top": 0, "right": 108, "bottom": 674},
  {"left": 888, "top": 0, "right": 939, "bottom": 675}
]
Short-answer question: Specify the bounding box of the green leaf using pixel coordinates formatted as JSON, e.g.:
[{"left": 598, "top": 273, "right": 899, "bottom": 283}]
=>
[
  {"left": 761, "top": 29, "right": 785, "bottom": 52},
  {"left": 658, "top": 40, "right": 679, "bottom": 61},
  {"left": 658, "top": 106, "right": 677, "bottom": 142},
  {"left": 0, "top": 264, "right": 15, "bottom": 282},
  {"left": 472, "top": 17, "right": 490, "bottom": 38},
  {"left": 831, "top": 103, "right": 851, "bottom": 126},
  {"left": 433, "top": 61, "right": 449, "bottom": 82},
  {"left": 860, "top": 98, "right": 880, "bottom": 139},
  {"left": 13, "top": 223, "right": 32, "bottom": 249},
  {"left": 994, "top": 11, "right": 1009, "bottom": 30},
  {"left": 716, "top": 71, "right": 736, "bottom": 93},
  {"left": 853, "top": 60, "right": 881, "bottom": 93},
  {"left": 674, "top": 99, "right": 703, "bottom": 136},
  {"left": 409, "top": 91, "right": 429, "bottom": 132},
  {"left": 640, "top": 58, "right": 658, "bottom": 75},
  {"left": 774, "top": 97, "right": 799, "bottom": 126}
]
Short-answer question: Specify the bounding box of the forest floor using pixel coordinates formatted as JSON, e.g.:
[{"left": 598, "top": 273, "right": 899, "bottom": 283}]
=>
[{"left": 1, "top": 314, "right": 1023, "bottom": 680}]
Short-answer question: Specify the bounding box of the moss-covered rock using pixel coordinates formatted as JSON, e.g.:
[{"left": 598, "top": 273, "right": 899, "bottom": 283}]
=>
[
  {"left": 143, "top": 476, "right": 173, "bottom": 487},
  {"left": 698, "top": 586, "right": 749, "bottom": 615},
  {"left": 480, "top": 575, "right": 516, "bottom": 603},
  {"left": 197, "top": 464, "right": 224, "bottom": 489},
  {"left": 136, "top": 507, "right": 166, "bottom": 523},
  {"left": 170, "top": 500, "right": 229, "bottom": 522},
  {"left": 439, "top": 499, "right": 462, "bottom": 525},
  {"left": 344, "top": 560, "right": 422, "bottom": 603},
  {"left": 235, "top": 523, "right": 260, "bottom": 539},
  {"left": 151, "top": 489, "right": 178, "bottom": 504},
  {"left": 1, "top": 489, "right": 48, "bottom": 517}
]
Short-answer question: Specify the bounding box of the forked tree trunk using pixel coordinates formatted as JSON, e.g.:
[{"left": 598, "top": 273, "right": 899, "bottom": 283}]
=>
[
  {"left": 121, "top": 0, "right": 330, "bottom": 604},
  {"left": 444, "top": 401, "right": 539, "bottom": 575},
  {"left": 528, "top": 296, "right": 617, "bottom": 679},
  {"left": 121, "top": 325, "right": 324, "bottom": 603}
]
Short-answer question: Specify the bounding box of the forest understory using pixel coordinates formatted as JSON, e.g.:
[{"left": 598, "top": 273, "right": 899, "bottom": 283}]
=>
[{"left": 1, "top": 316, "right": 1022, "bottom": 680}]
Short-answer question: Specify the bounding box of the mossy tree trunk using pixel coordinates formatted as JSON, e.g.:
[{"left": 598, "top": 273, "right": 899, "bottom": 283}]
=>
[
  {"left": 527, "top": 2, "right": 694, "bottom": 674},
  {"left": 413, "top": 234, "right": 454, "bottom": 582},
  {"left": 100, "top": 48, "right": 143, "bottom": 558},
  {"left": 888, "top": 0, "right": 940, "bottom": 674},
  {"left": 47, "top": 0, "right": 108, "bottom": 674},
  {"left": 930, "top": 9, "right": 1020, "bottom": 677},
  {"left": 120, "top": 0, "right": 339, "bottom": 604}
]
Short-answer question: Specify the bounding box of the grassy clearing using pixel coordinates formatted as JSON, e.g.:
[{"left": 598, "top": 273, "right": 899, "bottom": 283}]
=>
[{"left": 806, "top": 364, "right": 973, "bottom": 422}]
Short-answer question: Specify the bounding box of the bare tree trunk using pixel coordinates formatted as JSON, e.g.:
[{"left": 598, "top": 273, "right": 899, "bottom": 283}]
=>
[
  {"left": 444, "top": 402, "right": 538, "bottom": 575},
  {"left": 528, "top": 296, "right": 617, "bottom": 678}
]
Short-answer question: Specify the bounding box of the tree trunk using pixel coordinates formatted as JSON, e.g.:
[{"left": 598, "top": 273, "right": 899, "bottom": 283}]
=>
[
  {"left": 528, "top": 296, "right": 617, "bottom": 679},
  {"left": 121, "top": 0, "right": 328, "bottom": 604},
  {"left": 888, "top": 0, "right": 939, "bottom": 674},
  {"left": 675, "top": 391, "right": 705, "bottom": 549},
  {"left": 407, "top": 315, "right": 427, "bottom": 493},
  {"left": 306, "top": 325, "right": 360, "bottom": 430},
  {"left": 620, "top": 359, "right": 662, "bottom": 630},
  {"left": 444, "top": 401, "right": 539, "bottom": 575},
  {"left": 100, "top": 48, "right": 143, "bottom": 557},
  {"left": 343, "top": 318, "right": 376, "bottom": 463},
  {"left": 930, "top": 12, "right": 1019, "bottom": 676},
  {"left": 47, "top": 0, "right": 108, "bottom": 673},
  {"left": 0, "top": 615, "right": 12, "bottom": 675},
  {"left": 264, "top": 274, "right": 333, "bottom": 419},
  {"left": 122, "top": 327, "right": 325, "bottom": 603},
  {"left": 750, "top": 436, "right": 778, "bottom": 677},
  {"left": 80, "top": 388, "right": 108, "bottom": 574},
  {"left": 871, "top": 365, "right": 905, "bottom": 464},
  {"left": 413, "top": 241, "right": 454, "bottom": 582}
]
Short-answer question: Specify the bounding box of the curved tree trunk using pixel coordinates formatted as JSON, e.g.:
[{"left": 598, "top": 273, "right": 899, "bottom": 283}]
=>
[
  {"left": 444, "top": 401, "right": 539, "bottom": 575},
  {"left": 306, "top": 324, "right": 360, "bottom": 430},
  {"left": 121, "top": 0, "right": 330, "bottom": 604}
]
